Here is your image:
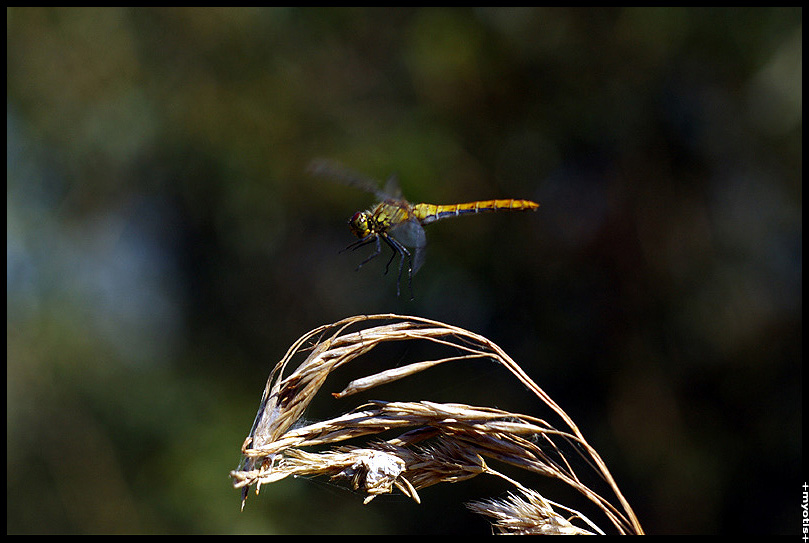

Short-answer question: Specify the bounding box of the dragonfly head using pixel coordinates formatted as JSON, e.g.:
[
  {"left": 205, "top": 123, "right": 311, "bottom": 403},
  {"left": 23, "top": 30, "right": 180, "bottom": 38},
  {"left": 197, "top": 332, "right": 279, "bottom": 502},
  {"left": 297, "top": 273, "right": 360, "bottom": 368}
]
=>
[{"left": 348, "top": 211, "right": 372, "bottom": 239}]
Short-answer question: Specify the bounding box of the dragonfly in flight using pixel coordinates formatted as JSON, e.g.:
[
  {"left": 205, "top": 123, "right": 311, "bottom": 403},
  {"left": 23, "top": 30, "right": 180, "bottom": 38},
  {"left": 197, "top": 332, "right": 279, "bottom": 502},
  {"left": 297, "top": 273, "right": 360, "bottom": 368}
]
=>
[{"left": 309, "top": 159, "right": 539, "bottom": 298}]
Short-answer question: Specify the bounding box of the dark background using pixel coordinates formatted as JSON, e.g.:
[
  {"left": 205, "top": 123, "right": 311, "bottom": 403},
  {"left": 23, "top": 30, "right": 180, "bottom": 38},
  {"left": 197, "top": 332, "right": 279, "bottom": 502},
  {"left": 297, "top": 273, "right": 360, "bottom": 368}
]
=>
[{"left": 7, "top": 7, "right": 801, "bottom": 534}]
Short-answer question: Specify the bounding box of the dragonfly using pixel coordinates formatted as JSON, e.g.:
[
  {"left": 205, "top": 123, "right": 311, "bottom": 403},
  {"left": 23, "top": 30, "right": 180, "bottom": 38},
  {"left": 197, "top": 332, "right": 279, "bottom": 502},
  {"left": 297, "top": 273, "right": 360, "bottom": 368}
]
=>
[{"left": 309, "top": 159, "right": 539, "bottom": 298}]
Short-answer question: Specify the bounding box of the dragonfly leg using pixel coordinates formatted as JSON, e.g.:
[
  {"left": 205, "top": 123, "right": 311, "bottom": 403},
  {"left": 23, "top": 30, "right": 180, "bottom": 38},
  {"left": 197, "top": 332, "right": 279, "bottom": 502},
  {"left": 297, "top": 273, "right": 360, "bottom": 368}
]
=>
[
  {"left": 357, "top": 236, "right": 382, "bottom": 270},
  {"left": 383, "top": 246, "right": 397, "bottom": 275},
  {"left": 342, "top": 234, "right": 375, "bottom": 253},
  {"left": 382, "top": 235, "right": 414, "bottom": 299},
  {"left": 344, "top": 235, "right": 382, "bottom": 271}
]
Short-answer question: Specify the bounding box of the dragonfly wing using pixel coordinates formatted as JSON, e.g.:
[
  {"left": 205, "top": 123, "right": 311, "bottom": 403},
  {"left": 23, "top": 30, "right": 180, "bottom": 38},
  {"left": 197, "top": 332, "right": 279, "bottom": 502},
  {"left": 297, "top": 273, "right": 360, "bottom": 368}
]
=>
[
  {"left": 382, "top": 174, "right": 403, "bottom": 199},
  {"left": 412, "top": 244, "right": 426, "bottom": 275},
  {"left": 390, "top": 218, "right": 427, "bottom": 275},
  {"left": 308, "top": 158, "right": 398, "bottom": 201}
]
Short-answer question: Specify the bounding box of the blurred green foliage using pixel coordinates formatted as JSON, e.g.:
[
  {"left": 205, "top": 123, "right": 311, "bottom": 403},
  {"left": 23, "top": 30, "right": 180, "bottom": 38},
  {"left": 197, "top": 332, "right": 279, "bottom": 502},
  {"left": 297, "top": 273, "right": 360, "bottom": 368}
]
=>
[{"left": 7, "top": 7, "right": 801, "bottom": 534}]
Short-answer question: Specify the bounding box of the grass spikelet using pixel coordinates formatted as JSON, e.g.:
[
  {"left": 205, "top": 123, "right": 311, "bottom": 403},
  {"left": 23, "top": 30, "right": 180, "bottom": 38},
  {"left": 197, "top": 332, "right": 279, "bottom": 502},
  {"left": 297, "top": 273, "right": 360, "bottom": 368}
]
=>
[{"left": 229, "top": 314, "right": 643, "bottom": 535}]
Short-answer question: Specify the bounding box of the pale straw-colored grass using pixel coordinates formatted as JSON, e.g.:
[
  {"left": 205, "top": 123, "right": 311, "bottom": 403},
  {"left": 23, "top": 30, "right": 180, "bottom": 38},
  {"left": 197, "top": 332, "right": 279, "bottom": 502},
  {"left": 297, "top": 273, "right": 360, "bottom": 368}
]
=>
[{"left": 230, "top": 314, "right": 643, "bottom": 535}]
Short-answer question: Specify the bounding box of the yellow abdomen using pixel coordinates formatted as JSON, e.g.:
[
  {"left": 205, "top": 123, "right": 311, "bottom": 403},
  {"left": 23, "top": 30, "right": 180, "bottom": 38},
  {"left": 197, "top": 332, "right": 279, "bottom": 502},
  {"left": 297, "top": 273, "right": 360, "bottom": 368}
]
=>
[{"left": 413, "top": 199, "right": 539, "bottom": 225}]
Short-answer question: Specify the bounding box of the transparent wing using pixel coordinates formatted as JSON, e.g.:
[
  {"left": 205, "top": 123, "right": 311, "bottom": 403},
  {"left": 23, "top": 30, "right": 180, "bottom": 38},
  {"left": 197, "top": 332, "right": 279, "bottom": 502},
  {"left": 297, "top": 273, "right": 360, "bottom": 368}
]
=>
[
  {"left": 308, "top": 158, "right": 401, "bottom": 202},
  {"left": 389, "top": 218, "right": 427, "bottom": 275},
  {"left": 382, "top": 174, "right": 402, "bottom": 200}
]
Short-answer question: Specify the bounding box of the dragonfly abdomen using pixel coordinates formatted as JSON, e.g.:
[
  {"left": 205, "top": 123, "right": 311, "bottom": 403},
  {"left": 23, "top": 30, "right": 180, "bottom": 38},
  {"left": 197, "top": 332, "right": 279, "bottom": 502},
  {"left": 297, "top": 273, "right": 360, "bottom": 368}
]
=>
[{"left": 414, "top": 199, "right": 539, "bottom": 225}]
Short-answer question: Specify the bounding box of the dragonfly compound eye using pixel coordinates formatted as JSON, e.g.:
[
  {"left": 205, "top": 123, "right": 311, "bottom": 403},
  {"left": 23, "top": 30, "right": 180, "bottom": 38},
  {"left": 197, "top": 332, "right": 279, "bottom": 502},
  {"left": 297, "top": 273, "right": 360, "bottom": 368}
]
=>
[{"left": 348, "top": 212, "right": 371, "bottom": 238}]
